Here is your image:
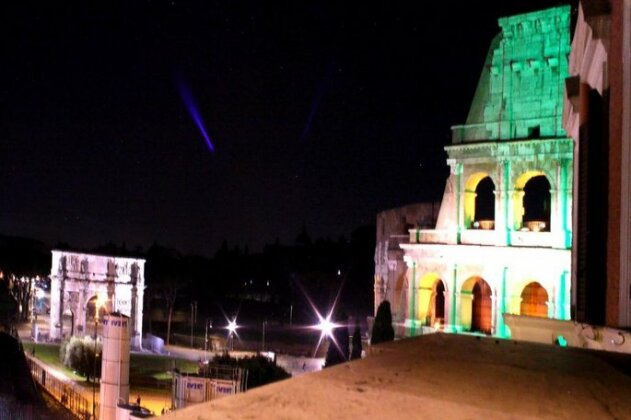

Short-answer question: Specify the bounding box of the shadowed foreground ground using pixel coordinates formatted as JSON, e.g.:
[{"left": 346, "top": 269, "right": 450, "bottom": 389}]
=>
[
  {"left": 163, "top": 333, "right": 631, "bottom": 419},
  {"left": 0, "top": 332, "right": 70, "bottom": 419}
]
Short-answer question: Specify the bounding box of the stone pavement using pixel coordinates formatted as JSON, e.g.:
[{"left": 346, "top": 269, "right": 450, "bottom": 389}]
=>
[{"left": 162, "top": 333, "right": 631, "bottom": 419}]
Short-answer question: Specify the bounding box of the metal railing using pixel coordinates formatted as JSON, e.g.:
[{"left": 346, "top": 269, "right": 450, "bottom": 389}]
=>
[{"left": 25, "top": 353, "right": 96, "bottom": 419}]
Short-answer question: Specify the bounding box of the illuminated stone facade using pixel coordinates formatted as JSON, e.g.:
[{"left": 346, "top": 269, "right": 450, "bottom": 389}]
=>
[
  {"left": 49, "top": 250, "right": 145, "bottom": 348},
  {"left": 376, "top": 6, "right": 573, "bottom": 338},
  {"left": 374, "top": 202, "right": 440, "bottom": 331}
]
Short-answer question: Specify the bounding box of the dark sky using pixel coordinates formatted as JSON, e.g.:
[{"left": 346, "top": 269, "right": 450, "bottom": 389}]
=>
[{"left": 1, "top": 0, "right": 565, "bottom": 255}]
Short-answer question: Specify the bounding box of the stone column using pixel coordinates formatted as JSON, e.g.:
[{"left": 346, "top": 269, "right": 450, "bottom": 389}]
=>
[
  {"left": 490, "top": 295, "right": 498, "bottom": 335},
  {"left": 557, "top": 270, "right": 570, "bottom": 320},
  {"left": 494, "top": 160, "right": 514, "bottom": 245},
  {"left": 407, "top": 261, "right": 417, "bottom": 336},
  {"left": 442, "top": 287, "right": 450, "bottom": 328},
  {"left": 80, "top": 285, "right": 88, "bottom": 336},
  {"left": 496, "top": 267, "right": 509, "bottom": 338},
  {"left": 50, "top": 276, "right": 62, "bottom": 340},
  {"left": 136, "top": 280, "right": 145, "bottom": 348},
  {"left": 454, "top": 162, "right": 464, "bottom": 244},
  {"left": 449, "top": 264, "right": 459, "bottom": 332}
]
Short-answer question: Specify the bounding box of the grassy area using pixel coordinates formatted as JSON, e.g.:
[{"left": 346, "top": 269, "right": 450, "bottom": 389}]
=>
[
  {"left": 129, "top": 353, "right": 198, "bottom": 388},
  {"left": 23, "top": 342, "right": 198, "bottom": 390},
  {"left": 22, "top": 342, "right": 85, "bottom": 382}
]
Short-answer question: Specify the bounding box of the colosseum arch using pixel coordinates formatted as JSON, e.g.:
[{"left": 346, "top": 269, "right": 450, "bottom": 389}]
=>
[
  {"left": 417, "top": 273, "right": 447, "bottom": 327},
  {"left": 460, "top": 276, "right": 492, "bottom": 334},
  {"left": 519, "top": 282, "right": 549, "bottom": 318},
  {"left": 513, "top": 170, "right": 554, "bottom": 231},
  {"left": 464, "top": 172, "right": 496, "bottom": 229}
]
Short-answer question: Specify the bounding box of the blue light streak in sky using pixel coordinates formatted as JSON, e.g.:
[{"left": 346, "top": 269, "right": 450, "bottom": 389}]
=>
[
  {"left": 300, "top": 60, "right": 336, "bottom": 142},
  {"left": 175, "top": 76, "right": 215, "bottom": 153}
]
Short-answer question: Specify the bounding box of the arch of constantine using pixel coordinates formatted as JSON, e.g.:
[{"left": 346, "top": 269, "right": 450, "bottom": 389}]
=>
[{"left": 49, "top": 250, "right": 145, "bottom": 348}]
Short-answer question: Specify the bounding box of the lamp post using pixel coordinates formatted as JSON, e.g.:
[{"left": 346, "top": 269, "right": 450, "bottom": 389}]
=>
[
  {"left": 226, "top": 318, "right": 237, "bottom": 352},
  {"left": 190, "top": 301, "right": 197, "bottom": 348},
  {"left": 92, "top": 294, "right": 106, "bottom": 420},
  {"left": 261, "top": 320, "right": 267, "bottom": 353},
  {"left": 204, "top": 319, "right": 212, "bottom": 361},
  {"left": 92, "top": 311, "right": 98, "bottom": 419}
]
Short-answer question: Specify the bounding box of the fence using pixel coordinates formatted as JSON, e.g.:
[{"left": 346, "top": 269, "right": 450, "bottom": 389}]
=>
[{"left": 25, "top": 353, "right": 97, "bottom": 419}]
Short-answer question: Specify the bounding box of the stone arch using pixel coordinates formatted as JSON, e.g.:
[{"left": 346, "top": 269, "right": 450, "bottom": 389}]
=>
[
  {"left": 86, "top": 294, "right": 108, "bottom": 320},
  {"left": 460, "top": 276, "right": 492, "bottom": 334},
  {"left": 417, "top": 273, "right": 438, "bottom": 325},
  {"left": 464, "top": 172, "right": 494, "bottom": 229},
  {"left": 474, "top": 177, "right": 496, "bottom": 229},
  {"left": 62, "top": 309, "right": 75, "bottom": 337},
  {"left": 433, "top": 280, "right": 446, "bottom": 327},
  {"left": 513, "top": 170, "right": 553, "bottom": 231},
  {"left": 417, "top": 273, "right": 447, "bottom": 326},
  {"left": 392, "top": 273, "right": 408, "bottom": 322},
  {"left": 520, "top": 282, "right": 549, "bottom": 318}
]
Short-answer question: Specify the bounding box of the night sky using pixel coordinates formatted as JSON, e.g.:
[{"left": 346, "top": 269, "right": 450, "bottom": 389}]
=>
[{"left": 2, "top": 1, "right": 565, "bottom": 255}]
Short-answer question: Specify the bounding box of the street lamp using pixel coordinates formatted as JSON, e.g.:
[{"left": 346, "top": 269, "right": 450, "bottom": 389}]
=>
[
  {"left": 310, "top": 310, "right": 339, "bottom": 357},
  {"left": 226, "top": 318, "right": 238, "bottom": 351},
  {"left": 316, "top": 316, "right": 335, "bottom": 339},
  {"left": 190, "top": 301, "right": 197, "bottom": 348},
  {"left": 261, "top": 320, "right": 267, "bottom": 353}
]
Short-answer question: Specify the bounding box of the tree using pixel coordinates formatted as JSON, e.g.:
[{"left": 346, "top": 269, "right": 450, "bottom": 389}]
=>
[
  {"left": 371, "top": 300, "right": 395, "bottom": 345},
  {"left": 60, "top": 336, "right": 102, "bottom": 382},
  {"left": 8, "top": 276, "right": 32, "bottom": 322},
  {"left": 209, "top": 355, "right": 290, "bottom": 389},
  {"left": 146, "top": 244, "right": 188, "bottom": 346},
  {"left": 350, "top": 321, "right": 362, "bottom": 360},
  {"left": 0, "top": 279, "right": 18, "bottom": 331}
]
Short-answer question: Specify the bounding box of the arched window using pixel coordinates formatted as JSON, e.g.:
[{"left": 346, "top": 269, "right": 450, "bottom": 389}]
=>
[
  {"left": 86, "top": 296, "right": 108, "bottom": 320},
  {"left": 460, "top": 276, "right": 492, "bottom": 334},
  {"left": 474, "top": 176, "right": 495, "bottom": 229},
  {"left": 464, "top": 173, "right": 494, "bottom": 229},
  {"left": 520, "top": 282, "right": 548, "bottom": 318},
  {"left": 434, "top": 280, "right": 445, "bottom": 320},
  {"left": 523, "top": 175, "right": 551, "bottom": 231},
  {"left": 471, "top": 281, "right": 492, "bottom": 333}
]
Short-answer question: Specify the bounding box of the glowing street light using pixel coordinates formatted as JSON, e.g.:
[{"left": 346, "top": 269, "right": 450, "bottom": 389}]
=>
[
  {"left": 226, "top": 318, "right": 238, "bottom": 352},
  {"left": 227, "top": 318, "right": 238, "bottom": 335},
  {"left": 316, "top": 314, "right": 337, "bottom": 339}
]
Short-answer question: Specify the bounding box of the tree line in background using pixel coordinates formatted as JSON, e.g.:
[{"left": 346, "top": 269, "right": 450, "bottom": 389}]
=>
[{"left": 0, "top": 226, "right": 376, "bottom": 345}]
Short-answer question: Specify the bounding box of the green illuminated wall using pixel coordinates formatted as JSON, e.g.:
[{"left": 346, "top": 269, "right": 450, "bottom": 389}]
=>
[{"left": 453, "top": 6, "right": 571, "bottom": 143}]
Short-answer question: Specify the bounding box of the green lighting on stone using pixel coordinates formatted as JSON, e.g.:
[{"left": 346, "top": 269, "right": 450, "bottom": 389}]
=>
[
  {"left": 498, "top": 267, "right": 509, "bottom": 338},
  {"left": 452, "top": 6, "right": 571, "bottom": 143},
  {"left": 409, "top": 262, "right": 416, "bottom": 337},
  {"left": 557, "top": 336, "right": 568, "bottom": 347}
]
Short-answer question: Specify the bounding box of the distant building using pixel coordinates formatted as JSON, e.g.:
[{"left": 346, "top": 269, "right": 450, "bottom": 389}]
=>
[
  {"left": 49, "top": 250, "right": 145, "bottom": 348},
  {"left": 374, "top": 202, "right": 440, "bottom": 329},
  {"left": 375, "top": 6, "right": 574, "bottom": 338}
]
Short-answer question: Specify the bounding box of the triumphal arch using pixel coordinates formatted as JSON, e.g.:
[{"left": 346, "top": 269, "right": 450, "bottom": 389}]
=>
[{"left": 49, "top": 250, "right": 145, "bottom": 348}]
